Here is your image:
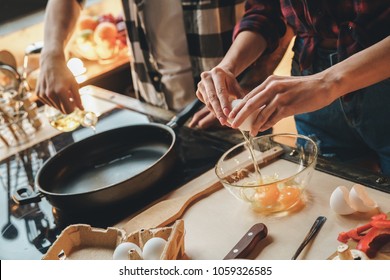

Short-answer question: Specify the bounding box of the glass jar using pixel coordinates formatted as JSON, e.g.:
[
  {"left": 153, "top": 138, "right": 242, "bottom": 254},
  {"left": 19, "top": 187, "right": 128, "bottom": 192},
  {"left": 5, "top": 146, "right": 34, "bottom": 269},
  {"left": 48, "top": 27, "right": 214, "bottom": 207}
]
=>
[{"left": 44, "top": 105, "right": 98, "bottom": 132}]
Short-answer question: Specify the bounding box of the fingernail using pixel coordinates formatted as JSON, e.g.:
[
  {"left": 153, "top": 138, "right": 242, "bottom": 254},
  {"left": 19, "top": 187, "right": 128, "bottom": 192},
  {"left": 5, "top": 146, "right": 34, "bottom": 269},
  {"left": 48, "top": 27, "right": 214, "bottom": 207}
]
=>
[
  {"left": 259, "top": 127, "right": 268, "bottom": 133},
  {"left": 223, "top": 107, "right": 230, "bottom": 116}
]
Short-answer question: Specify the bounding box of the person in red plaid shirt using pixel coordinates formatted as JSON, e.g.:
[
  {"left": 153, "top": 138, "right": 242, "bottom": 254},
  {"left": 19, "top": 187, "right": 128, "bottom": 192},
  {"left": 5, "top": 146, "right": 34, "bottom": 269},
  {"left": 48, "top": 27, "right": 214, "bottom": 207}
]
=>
[{"left": 197, "top": 0, "right": 390, "bottom": 175}]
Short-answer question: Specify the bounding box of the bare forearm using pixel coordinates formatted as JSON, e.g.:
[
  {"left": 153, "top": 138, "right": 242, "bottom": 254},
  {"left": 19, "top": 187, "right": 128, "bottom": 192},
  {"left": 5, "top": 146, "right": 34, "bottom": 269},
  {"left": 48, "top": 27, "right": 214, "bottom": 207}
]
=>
[
  {"left": 218, "top": 31, "right": 267, "bottom": 77},
  {"left": 42, "top": 0, "right": 81, "bottom": 57},
  {"left": 322, "top": 36, "right": 390, "bottom": 100}
]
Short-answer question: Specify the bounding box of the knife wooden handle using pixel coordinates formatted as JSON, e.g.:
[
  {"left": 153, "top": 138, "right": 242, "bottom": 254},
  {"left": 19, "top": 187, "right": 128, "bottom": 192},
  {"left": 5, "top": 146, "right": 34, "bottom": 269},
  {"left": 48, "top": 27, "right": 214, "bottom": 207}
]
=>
[{"left": 223, "top": 223, "right": 268, "bottom": 260}]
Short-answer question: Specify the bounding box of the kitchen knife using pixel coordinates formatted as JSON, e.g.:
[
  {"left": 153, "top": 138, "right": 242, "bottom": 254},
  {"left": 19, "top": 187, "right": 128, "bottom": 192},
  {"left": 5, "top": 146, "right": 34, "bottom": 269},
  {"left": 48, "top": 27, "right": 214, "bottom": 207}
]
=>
[{"left": 223, "top": 223, "right": 268, "bottom": 260}]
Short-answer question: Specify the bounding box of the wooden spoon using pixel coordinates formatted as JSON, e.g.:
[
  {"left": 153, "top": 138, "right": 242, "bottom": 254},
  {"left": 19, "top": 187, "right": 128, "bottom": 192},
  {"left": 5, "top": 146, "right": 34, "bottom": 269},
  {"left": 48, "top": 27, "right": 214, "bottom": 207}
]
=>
[{"left": 123, "top": 179, "right": 222, "bottom": 234}]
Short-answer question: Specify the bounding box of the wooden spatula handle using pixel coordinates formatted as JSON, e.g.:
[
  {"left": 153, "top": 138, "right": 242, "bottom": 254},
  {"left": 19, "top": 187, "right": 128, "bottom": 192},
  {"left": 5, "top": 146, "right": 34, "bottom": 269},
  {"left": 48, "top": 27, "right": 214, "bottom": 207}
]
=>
[{"left": 123, "top": 180, "right": 222, "bottom": 233}]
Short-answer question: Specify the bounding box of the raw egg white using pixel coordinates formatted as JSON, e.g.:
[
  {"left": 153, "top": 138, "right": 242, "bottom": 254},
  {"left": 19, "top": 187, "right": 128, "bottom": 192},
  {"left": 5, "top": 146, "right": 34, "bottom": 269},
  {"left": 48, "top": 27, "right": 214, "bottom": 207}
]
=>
[
  {"left": 142, "top": 237, "right": 167, "bottom": 260},
  {"left": 329, "top": 186, "right": 355, "bottom": 215},
  {"left": 113, "top": 242, "right": 142, "bottom": 260},
  {"left": 348, "top": 184, "right": 378, "bottom": 212}
]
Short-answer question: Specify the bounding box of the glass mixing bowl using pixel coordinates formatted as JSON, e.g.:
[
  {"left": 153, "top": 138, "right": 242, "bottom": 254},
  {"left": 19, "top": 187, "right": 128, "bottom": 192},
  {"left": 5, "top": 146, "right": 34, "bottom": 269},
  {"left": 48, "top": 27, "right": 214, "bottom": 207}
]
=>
[{"left": 215, "top": 133, "right": 318, "bottom": 215}]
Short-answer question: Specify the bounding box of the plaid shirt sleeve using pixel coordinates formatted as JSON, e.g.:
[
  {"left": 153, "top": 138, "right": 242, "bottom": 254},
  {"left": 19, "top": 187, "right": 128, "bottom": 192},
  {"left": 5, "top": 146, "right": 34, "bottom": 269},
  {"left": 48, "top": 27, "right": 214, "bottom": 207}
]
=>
[{"left": 233, "top": 0, "right": 287, "bottom": 54}]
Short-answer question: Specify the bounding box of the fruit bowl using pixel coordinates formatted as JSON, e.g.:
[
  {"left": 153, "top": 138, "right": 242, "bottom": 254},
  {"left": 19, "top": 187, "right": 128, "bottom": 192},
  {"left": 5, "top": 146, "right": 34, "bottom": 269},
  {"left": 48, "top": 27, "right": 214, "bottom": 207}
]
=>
[
  {"left": 215, "top": 133, "right": 318, "bottom": 215},
  {"left": 72, "top": 33, "right": 119, "bottom": 62},
  {"left": 70, "top": 13, "right": 127, "bottom": 62}
]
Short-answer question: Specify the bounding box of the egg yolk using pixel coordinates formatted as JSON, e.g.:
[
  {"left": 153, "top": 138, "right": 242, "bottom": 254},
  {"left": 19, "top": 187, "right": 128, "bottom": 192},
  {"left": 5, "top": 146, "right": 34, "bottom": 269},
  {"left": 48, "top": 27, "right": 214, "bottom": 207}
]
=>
[
  {"left": 254, "top": 183, "right": 280, "bottom": 207},
  {"left": 279, "top": 185, "right": 301, "bottom": 208}
]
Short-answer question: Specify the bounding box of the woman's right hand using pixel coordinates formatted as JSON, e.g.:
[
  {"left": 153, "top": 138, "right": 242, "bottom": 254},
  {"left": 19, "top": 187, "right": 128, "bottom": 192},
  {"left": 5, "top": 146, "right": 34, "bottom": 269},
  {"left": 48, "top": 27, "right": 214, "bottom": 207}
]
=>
[
  {"left": 36, "top": 52, "right": 83, "bottom": 114},
  {"left": 196, "top": 66, "right": 244, "bottom": 126}
]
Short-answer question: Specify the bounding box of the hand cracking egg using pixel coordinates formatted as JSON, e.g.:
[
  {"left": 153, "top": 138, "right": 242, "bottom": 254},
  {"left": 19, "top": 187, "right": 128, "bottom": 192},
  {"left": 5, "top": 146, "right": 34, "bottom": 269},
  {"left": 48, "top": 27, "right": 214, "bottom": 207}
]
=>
[{"left": 228, "top": 99, "right": 263, "bottom": 131}]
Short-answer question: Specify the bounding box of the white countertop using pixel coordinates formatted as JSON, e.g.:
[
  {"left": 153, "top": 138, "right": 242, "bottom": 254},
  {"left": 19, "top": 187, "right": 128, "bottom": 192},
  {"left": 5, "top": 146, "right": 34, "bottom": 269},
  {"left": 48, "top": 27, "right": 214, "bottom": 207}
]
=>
[{"left": 118, "top": 157, "right": 390, "bottom": 260}]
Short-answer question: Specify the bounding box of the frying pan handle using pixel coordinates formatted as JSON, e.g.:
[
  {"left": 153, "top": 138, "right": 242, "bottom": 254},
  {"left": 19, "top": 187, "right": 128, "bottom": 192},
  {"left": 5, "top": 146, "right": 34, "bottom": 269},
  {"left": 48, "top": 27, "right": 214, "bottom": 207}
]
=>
[
  {"left": 166, "top": 99, "right": 204, "bottom": 129},
  {"left": 12, "top": 187, "right": 44, "bottom": 205}
]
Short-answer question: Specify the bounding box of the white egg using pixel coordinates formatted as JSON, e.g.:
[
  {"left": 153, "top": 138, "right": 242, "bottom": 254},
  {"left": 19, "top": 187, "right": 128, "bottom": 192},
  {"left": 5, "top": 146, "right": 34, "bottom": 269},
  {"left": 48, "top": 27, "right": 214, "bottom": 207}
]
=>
[
  {"left": 228, "top": 99, "right": 263, "bottom": 131},
  {"left": 329, "top": 186, "right": 355, "bottom": 215},
  {"left": 142, "top": 237, "right": 167, "bottom": 260},
  {"left": 113, "top": 242, "right": 142, "bottom": 260},
  {"left": 348, "top": 184, "right": 378, "bottom": 212}
]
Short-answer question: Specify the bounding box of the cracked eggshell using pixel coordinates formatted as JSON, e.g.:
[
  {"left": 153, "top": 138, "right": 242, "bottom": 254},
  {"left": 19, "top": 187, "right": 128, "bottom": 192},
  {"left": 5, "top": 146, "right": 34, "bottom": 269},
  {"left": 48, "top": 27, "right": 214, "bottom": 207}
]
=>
[
  {"left": 229, "top": 99, "right": 261, "bottom": 131},
  {"left": 329, "top": 186, "right": 356, "bottom": 215},
  {"left": 348, "top": 184, "right": 378, "bottom": 212}
]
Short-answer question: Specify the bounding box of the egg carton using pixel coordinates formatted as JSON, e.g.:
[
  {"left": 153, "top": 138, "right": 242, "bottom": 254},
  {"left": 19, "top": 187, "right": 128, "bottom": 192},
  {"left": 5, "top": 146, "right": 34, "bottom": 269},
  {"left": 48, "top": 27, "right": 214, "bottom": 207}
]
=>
[{"left": 42, "top": 219, "right": 185, "bottom": 260}]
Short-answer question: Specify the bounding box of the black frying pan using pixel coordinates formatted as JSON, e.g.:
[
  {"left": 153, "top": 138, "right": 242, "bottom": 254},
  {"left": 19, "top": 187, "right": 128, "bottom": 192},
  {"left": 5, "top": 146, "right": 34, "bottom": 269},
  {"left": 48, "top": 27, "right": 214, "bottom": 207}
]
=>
[{"left": 13, "top": 99, "right": 203, "bottom": 212}]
